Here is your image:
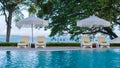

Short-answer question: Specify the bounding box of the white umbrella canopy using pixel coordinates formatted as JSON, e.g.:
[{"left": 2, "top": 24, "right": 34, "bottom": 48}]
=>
[
  {"left": 109, "top": 37, "right": 120, "bottom": 43},
  {"left": 16, "top": 16, "right": 48, "bottom": 28},
  {"left": 77, "top": 15, "right": 110, "bottom": 42},
  {"left": 77, "top": 15, "right": 110, "bottom": 27},
  {"left": 16, "top": 16, "right": 48, "bottom": 42}
]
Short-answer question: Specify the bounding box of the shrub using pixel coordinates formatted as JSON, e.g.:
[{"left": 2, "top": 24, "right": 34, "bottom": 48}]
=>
[
  {"left": 0, "top": 42, "right": 80, "bottom": 47},
  {"left": 0, "top": 42, "right": 17, "bottom": 47},
  {"left": 47, "top": 42, "right": 80, "bottom": 47},
  {"left": 110, "top": 43, "right": 120, "bottom": 47},
  {"left": 1, "top": 42, "right": 120, "bottom": 47}
]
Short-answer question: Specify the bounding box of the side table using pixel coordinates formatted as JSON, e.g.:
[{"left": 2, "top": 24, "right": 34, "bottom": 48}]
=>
[
  {"left": 92, "top": 42, "right": 96, "bottom": 48},
  {"left": 30, "top": 43, "right": 35, "bottom": 48}
]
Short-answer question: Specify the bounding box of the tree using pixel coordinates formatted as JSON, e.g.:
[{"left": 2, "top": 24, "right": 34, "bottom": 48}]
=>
[
  {"left": 0, "top": 0, "right": 51, "bottom": 42},
  {"left": 36, "top": 0, "right": 120, "bottom": 40},
  {"left": 0, "top": 0, "right": 25, "bottom": 42}
]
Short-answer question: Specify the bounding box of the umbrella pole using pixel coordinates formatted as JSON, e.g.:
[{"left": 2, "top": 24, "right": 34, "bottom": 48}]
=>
[
  {"left": 91, "top": 27, "right": 94, "bottom": 42},
  {"left": 31, "top": 24, "right": 33, "bottom": 42}
]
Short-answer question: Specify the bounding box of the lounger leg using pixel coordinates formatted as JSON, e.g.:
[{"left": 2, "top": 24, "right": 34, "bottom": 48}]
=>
[
  {"left": 25, "top": 46, "right": 26, "bottom": 48},
  {"left": 44, "top": 44, "right": 46, "bottom": 48},
  {"left": 80, "top": 44, "right": 82, "bottom": 48},
  {"left": 83, "top": 46, "right": 86, "bottom": 48},
  {"left": 107, "top": 45, "right": 110, "bottom": 48},
  {"left": 35, "top": 45, "right": 38, "bottom": 48},
  {"left": 42, "top": 46, "right": 44, "bottom": 48},
  {"left": 90, "top": 45, "right": 92, "bottom": 48},
  {"left": 17, "top": 46, "right": 19, "bottom": 48},
  {"left": 100, "top": 46, "right": 103, "bottom": 48},
  {"left": 96, "top": 44, "right": 99, "bottom": 48}
]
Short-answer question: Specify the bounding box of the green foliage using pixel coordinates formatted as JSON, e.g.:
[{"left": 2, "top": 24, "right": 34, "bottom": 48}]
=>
[
  {"left": 110, "top": 43, "right": 120, "bottom": 47},
  {"left": 36, "top": 0, "right": 120, "bottom": 40},
  {"left": 47, "top": 42, "right": 80, "bottom": 47},
  {"left": 0, "top": 42, "right": 120, "bottom": 47},
  {"left": 0, "top": 42, "right": 17, "bottom": 46},
  {"left": 28, "top": 5, "right": 36, "bottom": 15},
  {"left": 1, "top": 0, "right": 120, "bottom": 42},
  {"left": 0, "top": 42, "right": 80, "bottom": 47},
  {"left": 42, "top": 0, "right": 53, "bottom": 14}
]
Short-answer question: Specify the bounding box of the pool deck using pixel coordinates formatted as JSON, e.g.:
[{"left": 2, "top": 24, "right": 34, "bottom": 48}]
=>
[
  {"left": 0, "top": 47, "right": 81, "bottom": 51},
  {"left": 0, "top": 47, "right": 119, "bottom": 51}
]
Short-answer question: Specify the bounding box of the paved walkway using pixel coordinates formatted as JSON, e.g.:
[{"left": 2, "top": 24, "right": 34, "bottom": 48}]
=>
[
  {"left": 0, "top": 47, "right": 82, "bottom": 51},
  {"left": 0, "top": 47, "right": 119, "bottom": 51}
]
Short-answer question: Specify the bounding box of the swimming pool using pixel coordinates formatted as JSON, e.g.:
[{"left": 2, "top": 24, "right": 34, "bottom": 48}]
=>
[{"left": 0, "top": 49, "right": 120, "bottom": 68}]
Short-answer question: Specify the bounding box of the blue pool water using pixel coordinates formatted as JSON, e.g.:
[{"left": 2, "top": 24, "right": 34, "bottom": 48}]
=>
[{"left": 0, "top": 49, "right": 120, "bottom": 68}]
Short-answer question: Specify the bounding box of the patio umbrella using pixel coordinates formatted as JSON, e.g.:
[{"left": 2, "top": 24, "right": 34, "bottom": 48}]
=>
[
  {"left": 109, "top": 37, "right": 120, "bottom": 43},
  {"left": 77, "top": 15, "right": 110, "bottom": 41},
  {"left": 16, "top": 15, "right": 48, "bottom": 42}
]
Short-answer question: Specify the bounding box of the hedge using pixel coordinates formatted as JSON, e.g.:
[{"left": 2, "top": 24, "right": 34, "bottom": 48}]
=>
[
  {"left": 0, "top": 42, "right": 120, "bottom": 47},
  {"left": 0, "top": 42, "right": 80, "bottom": 47},
  {"left": 110, "top": 43, "right": 120, "bottom": 47},
  {"left": 47, "top": 42, "right": 80, "bottom": 47},
  {"left": 0, "top": 42, "right": 17, "bottom": 47},
  {"left": 46, "top": 42, "right": 120, "bottom": 47}
]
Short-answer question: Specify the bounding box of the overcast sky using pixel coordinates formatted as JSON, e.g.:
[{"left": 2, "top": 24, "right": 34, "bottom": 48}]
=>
[{"left": 0, "top": 11, "right": 50, "bottom": 37}]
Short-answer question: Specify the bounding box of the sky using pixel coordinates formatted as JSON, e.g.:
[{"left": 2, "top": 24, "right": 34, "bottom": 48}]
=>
[
  {"left": 0, "top": 11, "right": 120, "bottom": 38},
  {"left": 0, "top": 11, "right": 51, "bottom": 37}
]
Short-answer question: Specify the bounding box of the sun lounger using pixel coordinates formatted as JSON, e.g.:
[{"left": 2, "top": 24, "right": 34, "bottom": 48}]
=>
[
  {"left": 17, "top": 36, "right": 29, "bottom": 48},
  {"left": 35, "top": 36, "right": 46, "bottom": 48},
  {"left": 81, "top": 36, "right": 92, "bottom": 48},
  {"left": 97, "top": 36, "right": 110, "bottom": 48}
]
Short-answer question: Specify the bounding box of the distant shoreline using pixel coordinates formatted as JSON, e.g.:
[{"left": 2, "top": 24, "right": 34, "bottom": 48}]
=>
[{"left": 0, "top": 35, "right": 78, "bottom": 42}]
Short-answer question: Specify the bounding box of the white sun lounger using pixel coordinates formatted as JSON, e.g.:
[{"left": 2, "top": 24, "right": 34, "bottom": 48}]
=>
[
  {"left": 97, "top": 36, "right": 110, "bottom": 48},
  {"left": 17, "top": 36, "right": 29, "bottom": 48},
  {"left": 35, "top": 36, "right": 46, "bottom": 48},
  {"left": 81, "top": 36, "right": 92, "bottom": 48}
]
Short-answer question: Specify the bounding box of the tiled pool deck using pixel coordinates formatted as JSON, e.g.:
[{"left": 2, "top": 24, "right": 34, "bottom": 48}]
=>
[
  {"left": 0, "top": 47, "right": 119, "bottom": 51},
  {"left": 0, "top": 47, "right": 81, "bottom": 51}
]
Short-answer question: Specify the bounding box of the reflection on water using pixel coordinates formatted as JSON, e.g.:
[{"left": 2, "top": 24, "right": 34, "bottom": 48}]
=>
[
  {"left": 0, "top": 49, "right": 120, "bottom": 68},
  {"left": 6, "top": 51, "right": 11, "bottom": 68}
]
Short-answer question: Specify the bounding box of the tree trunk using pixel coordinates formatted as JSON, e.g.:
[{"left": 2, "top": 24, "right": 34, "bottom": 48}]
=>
[
  {"left": 1, "top": 1, "right": 20, "bottom": 42},
  {"left": 6, "top": 11, "right": 12, "bottom": 42},
  {"left": 6, "top": 24, "right": 11, "bottom": 42}
]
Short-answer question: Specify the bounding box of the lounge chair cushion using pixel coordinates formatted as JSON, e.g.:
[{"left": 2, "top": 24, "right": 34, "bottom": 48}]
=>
[
  {"left": 38, "top": 41, "right": 44, "bottom": 43},
  {"left": 100, "top": 43, "right": 109, "bottom": 46},
  {"left": 84, "top": 41, "right": 89, "bottom": 43},
  {"left": 20, "top": 41, "right": 25, "bottom": 43},
  {"left": 102, "top": 41, "right": 106, "bottom": 43}
]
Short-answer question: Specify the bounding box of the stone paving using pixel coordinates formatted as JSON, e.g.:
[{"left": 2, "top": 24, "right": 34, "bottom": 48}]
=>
[
  {"left": 0, "top": 46, "right": 118, "bottom": 51},
  {"left": 0, "top": 47, "right": 81, "bottom": 51}
]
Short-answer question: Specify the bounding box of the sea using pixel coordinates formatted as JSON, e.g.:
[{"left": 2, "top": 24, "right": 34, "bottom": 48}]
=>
[
  {"left": 0, "top": 35, "right": 111, "bottom": 42},
  {"left": 0, "top": 35, "right": 77, "bottom": 42}
]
